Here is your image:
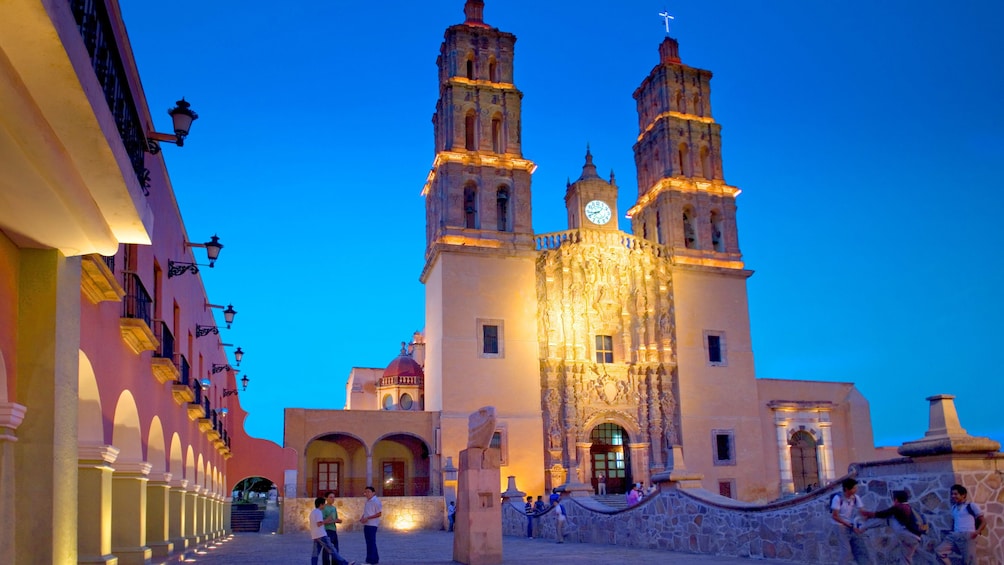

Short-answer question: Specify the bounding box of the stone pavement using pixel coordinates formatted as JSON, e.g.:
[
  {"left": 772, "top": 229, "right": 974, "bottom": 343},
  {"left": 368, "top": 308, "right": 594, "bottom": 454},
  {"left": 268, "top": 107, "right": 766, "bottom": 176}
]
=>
[{"left": 156, "top": 529, "right": 795, "bottom": 564}]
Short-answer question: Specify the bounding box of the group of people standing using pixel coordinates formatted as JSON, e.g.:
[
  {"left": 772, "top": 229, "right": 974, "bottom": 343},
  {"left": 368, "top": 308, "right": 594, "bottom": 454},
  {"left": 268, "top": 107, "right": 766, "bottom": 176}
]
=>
[
  {"left": 831, "top": 478, "right": 987, "bottom": 564},
  {"left": 523, "top": 495, "right": 550, "bottom": 539},
  {"left": 308, "top": 486, "right": 383, "bottom": 565}
]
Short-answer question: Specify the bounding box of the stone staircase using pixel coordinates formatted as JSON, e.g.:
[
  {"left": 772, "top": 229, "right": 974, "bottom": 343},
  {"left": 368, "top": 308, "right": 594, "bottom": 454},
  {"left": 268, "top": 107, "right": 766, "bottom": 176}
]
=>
[
  {"left": 591, "top": 494, "right": 630, "bottom": 511},
  {"left": 230, "top": 503, "right": 265, "bottom": 532}
]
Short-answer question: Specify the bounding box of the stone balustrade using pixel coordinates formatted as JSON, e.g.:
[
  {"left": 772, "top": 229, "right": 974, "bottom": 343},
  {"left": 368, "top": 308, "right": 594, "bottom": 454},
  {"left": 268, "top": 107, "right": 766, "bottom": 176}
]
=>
[{"left": 535, "top": 229, "right": 670, "bottom": 257}]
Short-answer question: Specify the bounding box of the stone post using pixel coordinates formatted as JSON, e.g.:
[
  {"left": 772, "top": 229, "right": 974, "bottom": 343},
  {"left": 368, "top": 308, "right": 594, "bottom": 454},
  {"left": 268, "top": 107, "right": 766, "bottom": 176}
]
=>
[
  {"left": 184, "top": 486, "right": 199, "bottom": 547},
  {"left": 77, "top": 444, "right": 118, "bottom": 565},
  {"left": 223, "top": 496, "right": 233, "bottom": 534},
  {"left": 145, "top": 472, "right": 173, "bottom": 558},
  {"left": 453, "top": 407, "right": 502, "bottom": 565},
  {"left": 0, "top": 403, "right": 27, "bottom": 565},
  {"left": 168, "top": 480, "right": 188, "bottom": 551},
  {"left": 195, "top": 490, "right": 207, "bottom": 542},
  {"left": 111, "top": 461, "right": 152, "bottom": 565},
  {"left": 574, "top": 442, "right": 592, "bottom": 486},
  {"left": 775, "top": 420, "right": 794, "bottom": 495},
  {"left": 14, "top": 251, "right": 80, "bottom": 565}
]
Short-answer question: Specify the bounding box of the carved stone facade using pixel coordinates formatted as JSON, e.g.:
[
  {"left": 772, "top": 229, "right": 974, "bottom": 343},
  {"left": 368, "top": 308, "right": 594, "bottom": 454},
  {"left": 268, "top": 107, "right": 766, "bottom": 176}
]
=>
[{"left": 536, "top": 227, "right": 679, "bottom": 489}]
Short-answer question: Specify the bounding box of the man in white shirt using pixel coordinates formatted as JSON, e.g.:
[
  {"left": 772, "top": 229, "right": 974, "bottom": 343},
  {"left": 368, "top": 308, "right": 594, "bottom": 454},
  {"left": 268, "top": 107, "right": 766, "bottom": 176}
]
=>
[
  {"left": 936, "top": 484, "right": 986, "bottom": 565},
  {"left": 359, "top": 486, "right": 383, "bottom": 565},
  {"left": 830, "top": 478, "right": 872, "bottom": 564},
  {"left": 309, "top": 497, "right": 353, "bottom": 565}
]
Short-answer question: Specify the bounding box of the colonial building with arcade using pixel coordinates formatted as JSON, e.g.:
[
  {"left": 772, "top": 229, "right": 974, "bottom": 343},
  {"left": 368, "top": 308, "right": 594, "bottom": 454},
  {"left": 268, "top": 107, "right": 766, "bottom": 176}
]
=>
[{"left": 283, "top": 0, "right": 888, "bottom": 506}]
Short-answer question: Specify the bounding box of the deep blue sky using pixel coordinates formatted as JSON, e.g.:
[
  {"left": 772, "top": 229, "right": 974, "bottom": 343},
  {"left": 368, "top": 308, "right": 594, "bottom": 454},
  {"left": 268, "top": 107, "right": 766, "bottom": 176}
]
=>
[{"left": 119, "top": 1, "right": 1004, "bottom": 451}]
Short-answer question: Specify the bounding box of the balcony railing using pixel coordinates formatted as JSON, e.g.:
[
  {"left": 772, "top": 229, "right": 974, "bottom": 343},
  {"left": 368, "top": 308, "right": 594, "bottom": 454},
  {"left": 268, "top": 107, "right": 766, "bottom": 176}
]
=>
[
  {"left": 178, "top": 355, "right": 191, "bottom": 386},
  {"left": 70, "top": 0, "right": 150, "bottom": 193},
  {"left": 535, "top": 229, "right": 671, "bottom": 258},
  {"left": 152, "top": 321, "right": 175, "bottom": 360},
  {"left": 379, "top": 375, "right": 424, "bottom": 387},
  {"left": 121, "top": 272, "right": 153, "bottom": 327},
  {"left": 102, "top": 254, "right": 115, "bottom": 273}
]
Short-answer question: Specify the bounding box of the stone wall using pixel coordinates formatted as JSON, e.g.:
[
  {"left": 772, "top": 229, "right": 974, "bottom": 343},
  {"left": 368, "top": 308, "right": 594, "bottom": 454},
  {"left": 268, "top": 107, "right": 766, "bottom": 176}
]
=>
[
  {"left": 284, "top": 496, "right": 446, "bottom": 534},
  {"left": 503, "top": 456, "right": 1003, "bottom": 564}
]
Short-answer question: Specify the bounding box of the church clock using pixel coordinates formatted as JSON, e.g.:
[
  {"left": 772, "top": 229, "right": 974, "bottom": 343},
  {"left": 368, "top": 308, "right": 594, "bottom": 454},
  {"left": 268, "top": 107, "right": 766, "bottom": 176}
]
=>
[{"left": 584, "top": 200, "right": 612, "bottom": 225}]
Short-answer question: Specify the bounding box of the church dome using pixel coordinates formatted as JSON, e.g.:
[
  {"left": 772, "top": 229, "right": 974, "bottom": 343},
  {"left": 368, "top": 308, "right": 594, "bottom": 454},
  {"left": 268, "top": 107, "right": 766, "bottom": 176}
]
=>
[{"left": 382, "top": 344, "right": 424, "bottom": 378}]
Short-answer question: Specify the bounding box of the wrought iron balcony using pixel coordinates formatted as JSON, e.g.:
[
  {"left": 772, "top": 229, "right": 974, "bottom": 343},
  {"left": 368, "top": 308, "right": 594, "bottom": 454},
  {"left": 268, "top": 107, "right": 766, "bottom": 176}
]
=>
[
  {"left": 119, "top": 272, "right": 157, "bottom": 353},
  {"left": 150, "top": 321, "right": 180, "bottom": 384},
  {"left": 69, "top": 0, "right": 150, "bottom": 193}
]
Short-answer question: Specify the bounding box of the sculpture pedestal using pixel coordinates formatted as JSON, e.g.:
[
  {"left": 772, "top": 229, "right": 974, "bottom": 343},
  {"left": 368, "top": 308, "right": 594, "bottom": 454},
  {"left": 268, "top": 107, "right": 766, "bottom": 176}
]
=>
[{"left": 452, "top": 447, "right": 502, "bottom": 565}]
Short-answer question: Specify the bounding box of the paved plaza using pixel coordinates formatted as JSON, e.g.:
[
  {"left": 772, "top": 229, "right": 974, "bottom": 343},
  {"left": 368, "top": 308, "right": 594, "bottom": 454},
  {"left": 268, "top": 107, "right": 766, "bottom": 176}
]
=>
[{"left": 156, "top": 528, "right": 793, "bottom": 565}]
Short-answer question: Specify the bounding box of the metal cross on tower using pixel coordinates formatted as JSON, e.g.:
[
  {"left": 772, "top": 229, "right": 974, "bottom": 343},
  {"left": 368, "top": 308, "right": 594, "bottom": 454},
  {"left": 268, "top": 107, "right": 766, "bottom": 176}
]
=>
[{"left": 658, "top": 9, "right": 675, "bottom": 34}]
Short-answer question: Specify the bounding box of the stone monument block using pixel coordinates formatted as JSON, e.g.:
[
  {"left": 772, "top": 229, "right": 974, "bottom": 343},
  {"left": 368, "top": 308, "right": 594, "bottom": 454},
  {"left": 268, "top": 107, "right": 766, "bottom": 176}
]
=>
[{"left": 454, "top": 407, "right": 502, "bottom": 565}]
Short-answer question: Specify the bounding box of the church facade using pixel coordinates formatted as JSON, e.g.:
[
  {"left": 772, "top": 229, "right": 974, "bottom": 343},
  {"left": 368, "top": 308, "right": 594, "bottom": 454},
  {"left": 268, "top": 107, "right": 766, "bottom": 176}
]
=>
[{"left": 284, "top": 0, "right": 887, "bottom": 504}]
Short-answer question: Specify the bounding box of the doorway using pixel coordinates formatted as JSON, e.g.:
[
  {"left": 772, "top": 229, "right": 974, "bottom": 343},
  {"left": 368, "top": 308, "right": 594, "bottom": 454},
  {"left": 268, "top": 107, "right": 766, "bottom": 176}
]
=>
[
  {"left": 789, "top": 430, "right": 819, "bottom": 493},
  {"left": 589, "top": 423, "right": 631, "bottom": 494}
]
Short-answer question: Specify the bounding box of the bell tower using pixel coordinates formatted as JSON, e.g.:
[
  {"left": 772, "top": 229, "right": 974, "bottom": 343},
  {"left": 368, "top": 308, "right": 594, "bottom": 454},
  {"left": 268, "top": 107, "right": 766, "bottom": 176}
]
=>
[
  {"left": 564, "top": 146, "right": 619, "bottom": 231},
  {"left": 420, "top": 0, "right": 545, "bottom": 496},
  {"left": 627, "top": 35, "right": 768, "bottom": 495}
]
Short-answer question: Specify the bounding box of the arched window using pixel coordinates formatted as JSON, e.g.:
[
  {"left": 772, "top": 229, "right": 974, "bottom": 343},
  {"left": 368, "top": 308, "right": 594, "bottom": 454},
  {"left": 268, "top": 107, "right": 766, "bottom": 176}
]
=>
[
  {"left": 682, "top": 207, "right": 697, "bottom": 249},
  {"left": 465, "top": 110, "right": 477, "bottom": 150},
  {"left": 677, "top": 143, "right": 690, "bottom": 176},
  {"left": 495, "top": 187, "right": 510, "bottom": 231},
  {"left": 692, "top": 93, "right": 702, "bottom": 116},
  {"left": 400, "top": 393, "right": 414, "bottom": 411},
  {"left": 675, "top": 90, "right": 684, "bottom": 113},
  {"left": 465, "top": 57, "right": 474, "bottom": 79},
  {"left": 656, "top": 210, "right": 664, "bottom": 244},
  {"left": 488, "top": 58, "right": 498, "bottom": 82},
  {"left": 710, "top": 210, "right": 724, "bottom": 252},
  {"left": 700, "top": 146, "right": 712, "bottom": 179},
  {"left": 382, "top": 394, "right": 394, "bottom": 410},
  {"left": 464, "top": 184, "right": 478, "bottom": 229},
  {"left": 491, "top": 115, "right": 503, "bottom": 153}
]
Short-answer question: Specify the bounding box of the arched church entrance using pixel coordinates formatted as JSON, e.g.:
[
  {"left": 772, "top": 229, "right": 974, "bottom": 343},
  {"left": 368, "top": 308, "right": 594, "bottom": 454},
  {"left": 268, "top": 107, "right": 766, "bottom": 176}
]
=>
[
  {"left": 789, "top": 430, "right": 819, "bottom": 492},
  {"left": 589, "top": 423, "right": 631, "bottom": 494},
  {"left": 373, "top": 434, "right": 431, "bottom": 497},
  {"left": 306, "top": 433, "right": 366, "bottom": 497}
]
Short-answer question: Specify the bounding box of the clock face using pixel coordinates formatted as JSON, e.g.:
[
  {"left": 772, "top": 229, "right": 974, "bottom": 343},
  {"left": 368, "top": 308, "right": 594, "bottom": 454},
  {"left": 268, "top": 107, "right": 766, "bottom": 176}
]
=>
[{"left": 584, "top": 200, "right": 612, "bottom": 225}]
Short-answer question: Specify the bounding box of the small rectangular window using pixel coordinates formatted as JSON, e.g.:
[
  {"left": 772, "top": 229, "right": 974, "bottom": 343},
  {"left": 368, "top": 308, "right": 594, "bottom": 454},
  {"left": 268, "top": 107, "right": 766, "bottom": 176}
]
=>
[
  {"left": 595, "top": 335, "right": 613, "bottom": 363},
  {"left": 718, "top": 480, "right": 734, "bottom": 499},
  {"left": 712, "top": 429, "right": 736, "bottom": 466},
  {"left": 477, "top": 318, "right": 504, "bottom": 359},
  {"left": 708, "top": 335, "right": 721, "bottom": 363},
  {"left": 483, "top": 325, "right": 499, "bottom": 355},
  {"left": 704, "top": 331, "right": 727, "bottom": 366}
]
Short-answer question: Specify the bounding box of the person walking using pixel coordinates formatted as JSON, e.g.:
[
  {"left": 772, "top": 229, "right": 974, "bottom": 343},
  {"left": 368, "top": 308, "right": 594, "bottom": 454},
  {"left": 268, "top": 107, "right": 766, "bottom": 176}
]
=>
[
  {"left": 936, "top": 484, "right": 986, "bottom": 565},
  {"left": 322, "top": 492, "right": 342, "bottom": 562},
  {"left": 870, "top": 489, "right": 926, "bottom": 564},
  {"left": 309, "top": 497, "right": 354, "bottom": 565},
  {"left": 596, "top": 472, "right": 606, "bottom": 495},
  {"left": 830, "top": 478, "right": 872, "bottom": 564},
  {"left": 359, "top": 486, "right": 383, "bottom": 565},
  {"left": 553, "top": 496, "right": 567, "bottom": 543}
]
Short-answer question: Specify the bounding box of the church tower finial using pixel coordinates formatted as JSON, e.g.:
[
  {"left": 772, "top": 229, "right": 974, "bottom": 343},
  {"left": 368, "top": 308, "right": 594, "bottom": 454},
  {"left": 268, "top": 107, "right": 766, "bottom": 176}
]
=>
[{"left": 464, "top": 0, "right": 487, "bottom": 27}]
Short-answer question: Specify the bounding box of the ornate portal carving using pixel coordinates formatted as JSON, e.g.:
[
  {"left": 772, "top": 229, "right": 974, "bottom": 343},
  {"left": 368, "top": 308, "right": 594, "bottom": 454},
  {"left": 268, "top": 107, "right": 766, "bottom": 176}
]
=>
[{"left": 536, "top": 230, "right": 678, "bottom": 479}]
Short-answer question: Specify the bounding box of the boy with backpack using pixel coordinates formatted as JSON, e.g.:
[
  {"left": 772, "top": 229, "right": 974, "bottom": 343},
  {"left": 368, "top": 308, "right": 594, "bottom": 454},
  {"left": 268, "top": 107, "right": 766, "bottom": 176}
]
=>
[
  {"left": 936, "top": 484, "right": 986, "bottom": 565},
  {"left": 830, "top": 478, "right": 872, "bottom": 564},
  {"left": 871, "top": 489, "right": 927, "bottom": 564}
]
